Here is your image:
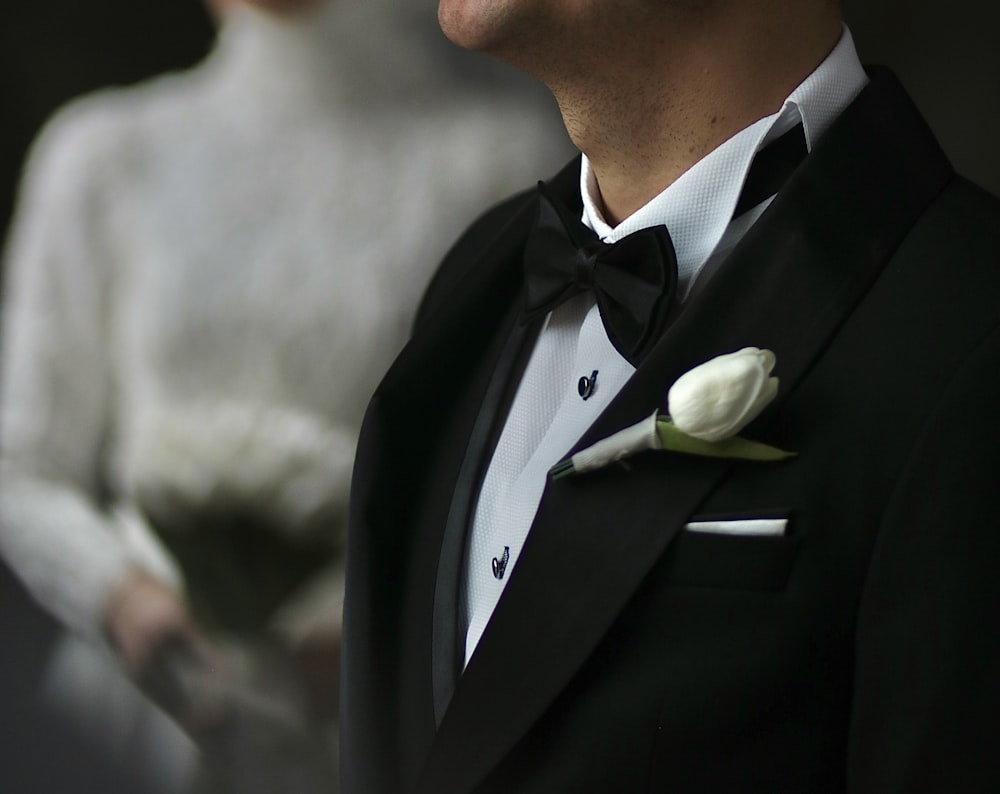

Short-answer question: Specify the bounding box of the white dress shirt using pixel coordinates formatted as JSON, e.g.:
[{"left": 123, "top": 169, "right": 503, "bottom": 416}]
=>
[{"left": 461, "top": 27, "right": 869, "bottom": 668}]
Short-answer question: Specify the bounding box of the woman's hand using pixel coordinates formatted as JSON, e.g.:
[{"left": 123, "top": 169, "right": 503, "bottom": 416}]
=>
[
  {"left": 104, "top": 570, "right": 227, "bottom": 737},
  {"left": 104, "top": 570, "right": 202, "bottom": 677}
]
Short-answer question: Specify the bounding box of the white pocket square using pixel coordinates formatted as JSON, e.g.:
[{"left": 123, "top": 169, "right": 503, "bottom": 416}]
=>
[{"left": 683, "top": 518, "right": 787, "bottom": 537}]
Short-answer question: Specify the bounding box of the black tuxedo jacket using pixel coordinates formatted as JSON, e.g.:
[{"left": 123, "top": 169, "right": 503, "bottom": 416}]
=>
[{"left": 341, "top": 70, "right": 1000, "bottom": 793}]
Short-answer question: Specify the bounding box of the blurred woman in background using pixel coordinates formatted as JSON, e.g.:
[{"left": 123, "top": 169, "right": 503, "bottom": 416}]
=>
[{"left": 0, "top": 0, "right": 570, "bottom": 789}]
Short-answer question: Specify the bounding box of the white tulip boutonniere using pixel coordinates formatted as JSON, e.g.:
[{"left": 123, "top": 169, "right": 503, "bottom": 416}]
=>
[{"left": 550, "top": 347, "right": 796, "bottom": 479}]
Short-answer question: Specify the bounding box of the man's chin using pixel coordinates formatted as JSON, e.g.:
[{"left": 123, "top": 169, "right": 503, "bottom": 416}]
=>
[{"left": 437, "top": 0, "right": 513, "bottom": 53}]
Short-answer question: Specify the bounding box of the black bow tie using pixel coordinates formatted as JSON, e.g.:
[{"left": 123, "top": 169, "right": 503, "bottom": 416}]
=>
[
  {"left": 520, "top": 122, "right": 808, "bottom": 366},
  {"left": 521, "top": 184, "right": 678, "bottom": 366}
]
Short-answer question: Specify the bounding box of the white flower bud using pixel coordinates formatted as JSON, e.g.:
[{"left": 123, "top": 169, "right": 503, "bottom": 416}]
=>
[{"left": 667, "top": 347, "right": 779, "bottom": 442}]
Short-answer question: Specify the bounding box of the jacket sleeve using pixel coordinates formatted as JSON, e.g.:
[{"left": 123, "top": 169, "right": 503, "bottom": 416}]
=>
[
  {"left": 847, "top": 321, "right": 1000, "bottom": 791},
  {"left": 0, "top": 101, "right": 179, "bottom": 642}
]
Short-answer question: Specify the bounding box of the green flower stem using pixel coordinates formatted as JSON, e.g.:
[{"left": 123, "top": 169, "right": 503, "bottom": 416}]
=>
[
  {"left": 548, "top": 413, "right": 797, "bottom": 480},
  {"left": 656, "top": 418, "right": 796, "bottom": 461}
]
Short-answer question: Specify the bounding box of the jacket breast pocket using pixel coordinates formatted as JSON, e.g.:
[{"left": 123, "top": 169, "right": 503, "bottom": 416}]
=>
[{"left": 661, "top": 510, "right": 799, "bottom": 592}]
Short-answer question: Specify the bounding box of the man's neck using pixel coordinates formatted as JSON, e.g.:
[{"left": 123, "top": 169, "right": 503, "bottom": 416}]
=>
[{"left": 548, "top": 4, "right": 843, "bottom": 225}]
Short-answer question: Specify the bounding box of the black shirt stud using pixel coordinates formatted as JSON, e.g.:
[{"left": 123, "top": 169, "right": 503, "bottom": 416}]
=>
[
  {"left": 492, "top": 546, "right": 510, "bottom": 580},
  {"left": 578, "top": 370, "right": 598, "bottom": 401}
]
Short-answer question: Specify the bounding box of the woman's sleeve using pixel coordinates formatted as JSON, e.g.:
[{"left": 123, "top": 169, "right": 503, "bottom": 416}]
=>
[{"left": 0, "top": 100, "right": 177, "bottom": 642}]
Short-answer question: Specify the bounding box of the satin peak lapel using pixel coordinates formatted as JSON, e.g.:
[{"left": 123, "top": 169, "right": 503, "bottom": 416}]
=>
[
  {"left": 344, "top": 179, "right": 545, "bottom": 791},
  {"left": 428, "top": 158, "right": 586, "bottom": 724}
]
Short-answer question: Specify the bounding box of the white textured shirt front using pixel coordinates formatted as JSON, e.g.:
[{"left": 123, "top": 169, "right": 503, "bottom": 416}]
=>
[{"left": 462, "top": 27, "right": 869, "bottom": 668}]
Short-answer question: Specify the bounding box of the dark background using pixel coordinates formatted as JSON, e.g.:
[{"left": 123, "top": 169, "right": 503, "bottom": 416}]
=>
[{"left": 846, "top": 0, "right": 1000, "bottom": 197}]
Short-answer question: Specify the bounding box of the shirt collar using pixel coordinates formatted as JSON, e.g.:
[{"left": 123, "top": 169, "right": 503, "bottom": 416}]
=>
[{"left": 580, "top": 25, "right": 869, "bottom": 290}]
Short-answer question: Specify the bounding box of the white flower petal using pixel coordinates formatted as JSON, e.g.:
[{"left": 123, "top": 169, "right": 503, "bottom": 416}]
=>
[{"left": 667, "top": 348, "right": 779, "bottom": 441}]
